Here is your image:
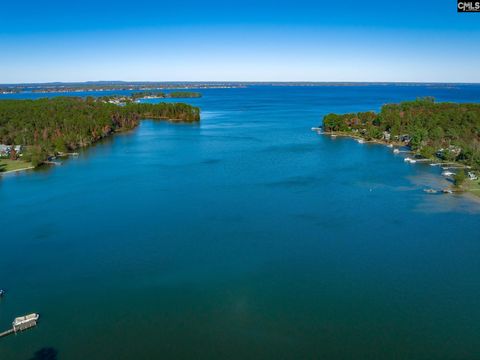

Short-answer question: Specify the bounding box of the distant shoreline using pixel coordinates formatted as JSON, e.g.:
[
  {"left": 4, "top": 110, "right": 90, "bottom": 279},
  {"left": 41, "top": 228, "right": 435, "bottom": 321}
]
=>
[{"left": 1, "top": 82, "right": 479, "bottom": 95}]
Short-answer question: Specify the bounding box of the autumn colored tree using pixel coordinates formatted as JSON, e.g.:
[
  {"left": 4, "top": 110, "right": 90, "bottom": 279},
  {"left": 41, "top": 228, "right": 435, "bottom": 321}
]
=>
[{"left": 9, "top": 145, "right": 17, "bottom": 160}]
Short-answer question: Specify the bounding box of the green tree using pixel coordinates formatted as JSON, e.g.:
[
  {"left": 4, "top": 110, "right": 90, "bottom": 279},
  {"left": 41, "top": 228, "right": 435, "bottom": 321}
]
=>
[
  {"left": 23, "top": 146, "right": 46, "bottom": 167},
  {"left": 9, "top": 145, "right": 17, "bottom": 160},
  {"left": 366, "top": 126, "right": 382, "bottom": 140},
  {"left": 54, "top": 138, "right": 68, "bottom": 153},
  {"left": 420, "top": 146, "right": 435, "bottom": 159},
  {"left": 454, "top": 170, "right": 466, "bottom": 188}
]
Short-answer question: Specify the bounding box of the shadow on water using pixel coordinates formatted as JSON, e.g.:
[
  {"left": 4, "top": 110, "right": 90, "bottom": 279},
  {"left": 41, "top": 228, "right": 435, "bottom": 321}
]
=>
[
  {"left": 201, "top": 158, "right": 222, "bottom": 165},
  {"left": 28, "top": 348, "right": 58, "bottom": 360},
  {"left": 261, "top": 143, "right": 320, "bottom": 154},
  {"left": 262, "top": 175, "right": 324, "bottom": 189}
]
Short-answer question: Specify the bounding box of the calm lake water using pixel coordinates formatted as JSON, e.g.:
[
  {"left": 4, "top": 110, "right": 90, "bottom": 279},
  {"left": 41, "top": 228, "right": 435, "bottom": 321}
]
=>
[{"left": 1, "top": 85, "right": 480, "bottom": 359}]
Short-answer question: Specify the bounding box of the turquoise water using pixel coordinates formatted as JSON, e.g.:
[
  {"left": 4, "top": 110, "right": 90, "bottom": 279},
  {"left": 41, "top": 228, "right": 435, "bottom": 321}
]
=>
[{"left": 1, "top": 85, "right": 480, "bottom": 359}]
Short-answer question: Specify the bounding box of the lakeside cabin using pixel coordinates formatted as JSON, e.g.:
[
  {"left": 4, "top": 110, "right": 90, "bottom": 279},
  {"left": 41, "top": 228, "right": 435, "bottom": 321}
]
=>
[
  {"left": 0, "top": 144, "right": 23, "bottom": 158},
  {"left": 12, "top": 313, "right": 39, "bottom": 332},
  {"left": 468, "top": 171, "right": 478, "bottom": 181}
]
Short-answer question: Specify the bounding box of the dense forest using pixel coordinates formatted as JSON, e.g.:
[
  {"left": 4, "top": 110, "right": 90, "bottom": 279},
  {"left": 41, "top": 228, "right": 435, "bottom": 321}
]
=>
[
  {"left": 323, "top": 98, "right": 480, "bottom": 169},
  {"left": 0, "top": 97, "right": 200, "bottom": 166}
]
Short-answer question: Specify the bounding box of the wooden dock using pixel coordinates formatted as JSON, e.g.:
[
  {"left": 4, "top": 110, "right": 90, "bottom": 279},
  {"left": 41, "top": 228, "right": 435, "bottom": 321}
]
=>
[{"left": 0, "top": 328, "right": 14, "bottom": 338}]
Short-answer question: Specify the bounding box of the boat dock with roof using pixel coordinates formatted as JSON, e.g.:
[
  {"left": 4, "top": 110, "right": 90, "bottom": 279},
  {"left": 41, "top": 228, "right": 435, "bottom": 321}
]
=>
[{"left": 0, "top": 313, "right": 40, "bottom": 339}]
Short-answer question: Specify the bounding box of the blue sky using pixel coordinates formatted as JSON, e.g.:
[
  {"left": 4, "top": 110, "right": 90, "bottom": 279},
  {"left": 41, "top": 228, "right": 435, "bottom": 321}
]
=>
[{"left": 1, "top": 0, "right": 479, "bottom": 83}]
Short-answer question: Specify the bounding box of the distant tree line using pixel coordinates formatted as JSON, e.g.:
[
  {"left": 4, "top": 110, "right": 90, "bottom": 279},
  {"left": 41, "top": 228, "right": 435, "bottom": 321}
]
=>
[
  {"left": 0, "top": 97, "right": 200, "bottom": 166},
  {"left": 168, "top": 92, "right": 202, "bottom": 98},
  {"left": 130, "top": 91, "right": 202, "bottom": 100},
  {"left": 323, "top": 97, "right": 480, "bottom": 168},
  {"left": 98, "top": 91, "right": 202, "bottom": 102}
]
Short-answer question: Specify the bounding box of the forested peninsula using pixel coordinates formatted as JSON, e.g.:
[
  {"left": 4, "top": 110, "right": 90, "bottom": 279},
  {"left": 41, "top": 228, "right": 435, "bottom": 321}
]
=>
[
  {"left": 133, "top": 91, "right": 202, "bottom": 99},
  {"left": 322, "top": 98, "right": 480, "bottom": 193},
  {"left": 99, "top": 91, "right": 202, "bottom": 104},
  {"left": 0, "top": 97, "right": 200, "bottom": 171}
]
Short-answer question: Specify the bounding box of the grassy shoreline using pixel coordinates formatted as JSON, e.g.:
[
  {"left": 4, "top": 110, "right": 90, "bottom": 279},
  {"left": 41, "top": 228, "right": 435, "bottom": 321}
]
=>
[
  {"left": 462, "top": 178, "right": 480, "bottom": 197},
  {"left": 0, "top": 159, "right": 35, "bottom": 174},
  {"left": 322, "top": 130, "right": 405, "bottom": 147}
]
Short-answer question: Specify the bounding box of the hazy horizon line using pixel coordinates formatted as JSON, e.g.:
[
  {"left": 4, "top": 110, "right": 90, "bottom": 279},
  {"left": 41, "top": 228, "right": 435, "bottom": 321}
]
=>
[{"left": 2, "top": 80, "right": 480, "bottom": 86}]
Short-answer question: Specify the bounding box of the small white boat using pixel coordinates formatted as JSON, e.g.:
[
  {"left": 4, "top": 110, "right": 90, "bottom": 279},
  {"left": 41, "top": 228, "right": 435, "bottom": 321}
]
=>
[
  {"left": 331, "top": 134, "right": 337, "bottom": 138},
  {"left": 393, "top": 148, "right": 400, "bottom": 154},
  {"left": 442, "top": 171, "right": 455, "bottom": 177},
  {"left": 357, "top": 139, "right": 365, "bottom": 144},
  {"left": 387, "top": 144, "right": 393, "bottom": 148},
  {"left": 311, "top": 127, "right": 322, "bottom": 131},
  {"left": 443, "top": 189, "right": 453, "bottom": 194}
]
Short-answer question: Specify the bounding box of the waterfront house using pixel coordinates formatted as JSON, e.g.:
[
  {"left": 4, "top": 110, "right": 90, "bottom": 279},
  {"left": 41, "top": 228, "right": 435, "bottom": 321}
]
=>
[
  {"left": 468, "top": 172, "right": 478, "bottom": 181},
  {"left": 400, "top": 134, "right": 411, "bottom": 143},
  {"left": 0, "top": 145, "right": 23, "bottom": 157},
  {"left": 0, "top": 144, "right": 10, "bottom": 157},
  {"left": 448, "top": 145, "right": 462, "bottom": 157},
  {"left": 436, "top": 145, "right": 462, "bottom": 160}
]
